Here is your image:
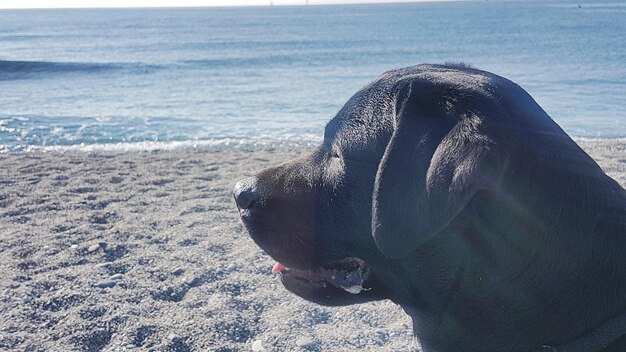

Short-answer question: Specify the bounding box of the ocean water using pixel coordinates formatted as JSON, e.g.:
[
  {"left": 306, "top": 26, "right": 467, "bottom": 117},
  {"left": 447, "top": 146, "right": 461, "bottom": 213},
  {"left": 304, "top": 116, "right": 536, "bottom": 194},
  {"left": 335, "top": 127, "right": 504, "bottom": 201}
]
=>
[{"left": 0, "top": 1, "right": 625, "bottom": 153}]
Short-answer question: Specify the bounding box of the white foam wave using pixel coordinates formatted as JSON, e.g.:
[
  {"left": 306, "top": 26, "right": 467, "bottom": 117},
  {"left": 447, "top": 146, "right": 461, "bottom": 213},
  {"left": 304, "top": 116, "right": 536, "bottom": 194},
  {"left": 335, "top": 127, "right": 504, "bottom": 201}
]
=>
[
  {"left": 4, "top": 135, "right": 624, "bottom": 154},
  {"left": 35, "top": 134, "right": 323, "bottom": 153}
]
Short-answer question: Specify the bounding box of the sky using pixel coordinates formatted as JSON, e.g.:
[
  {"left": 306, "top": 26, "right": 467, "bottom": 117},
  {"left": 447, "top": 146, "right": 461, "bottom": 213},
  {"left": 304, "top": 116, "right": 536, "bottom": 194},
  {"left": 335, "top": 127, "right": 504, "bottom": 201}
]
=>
[{"left": 0, "top": 0, "right": 457, "bottom": 9}]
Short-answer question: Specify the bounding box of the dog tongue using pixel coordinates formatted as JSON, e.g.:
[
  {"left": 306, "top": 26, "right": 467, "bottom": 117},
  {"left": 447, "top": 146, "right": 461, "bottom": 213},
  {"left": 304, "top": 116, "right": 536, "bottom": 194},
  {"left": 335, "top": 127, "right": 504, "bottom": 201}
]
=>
[{"left": 272, "top": 262, "right": 286, "bottom": 273}]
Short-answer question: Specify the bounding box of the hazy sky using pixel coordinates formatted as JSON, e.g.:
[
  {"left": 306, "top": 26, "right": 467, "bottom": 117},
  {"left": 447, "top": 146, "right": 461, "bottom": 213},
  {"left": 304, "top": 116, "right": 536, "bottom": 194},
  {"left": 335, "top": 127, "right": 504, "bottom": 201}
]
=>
[{"left": 0, "top": 0, "right": 458, "bottom": 9}]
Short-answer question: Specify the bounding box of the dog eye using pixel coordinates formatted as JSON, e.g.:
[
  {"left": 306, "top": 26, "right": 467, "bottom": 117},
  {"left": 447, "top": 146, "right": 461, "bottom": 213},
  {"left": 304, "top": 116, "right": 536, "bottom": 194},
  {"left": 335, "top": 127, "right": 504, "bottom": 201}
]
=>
[{"left": 331, "top": 151, "right": 341, "bottom": 159}]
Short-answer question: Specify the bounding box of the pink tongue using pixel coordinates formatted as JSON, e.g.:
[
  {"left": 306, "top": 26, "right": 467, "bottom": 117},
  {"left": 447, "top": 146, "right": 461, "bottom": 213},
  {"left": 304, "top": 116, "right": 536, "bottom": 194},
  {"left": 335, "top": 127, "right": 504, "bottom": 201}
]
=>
[{"left": 272, "top": 262, "right": 286, "bottom": 273}]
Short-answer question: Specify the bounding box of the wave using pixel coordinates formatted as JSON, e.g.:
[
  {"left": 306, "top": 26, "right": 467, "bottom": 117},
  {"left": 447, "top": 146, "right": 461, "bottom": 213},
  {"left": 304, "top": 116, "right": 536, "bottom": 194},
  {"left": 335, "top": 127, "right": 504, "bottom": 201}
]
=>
[
  {"left": 180, "top": 49, "right": 383, "bottom": 69},
  {"left": 4, "top": 136, "right": 623, "bottom": 154},
  {"left": 0, "top": 60, "right": 160, "bottom": 81},
  {"left": 35, "top": 134, "right": 323, "bottom": 154}
]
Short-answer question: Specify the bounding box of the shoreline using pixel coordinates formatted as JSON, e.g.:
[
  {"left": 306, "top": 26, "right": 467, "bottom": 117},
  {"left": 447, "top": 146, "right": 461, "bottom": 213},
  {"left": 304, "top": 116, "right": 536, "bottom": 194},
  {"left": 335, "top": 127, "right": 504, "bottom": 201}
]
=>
[
  {"left": 2, "top": 136, "right": 625, "bottom": 155},
  {"left": 0, "top": 139, "right": 624, "bottom": 351}
]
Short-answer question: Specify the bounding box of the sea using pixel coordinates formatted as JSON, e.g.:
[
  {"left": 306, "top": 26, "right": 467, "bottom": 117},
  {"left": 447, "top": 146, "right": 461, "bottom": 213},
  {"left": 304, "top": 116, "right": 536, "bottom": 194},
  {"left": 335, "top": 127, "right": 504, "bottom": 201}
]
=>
[{"left": 1, "top": 0, "right": 625, "bottom": 153}]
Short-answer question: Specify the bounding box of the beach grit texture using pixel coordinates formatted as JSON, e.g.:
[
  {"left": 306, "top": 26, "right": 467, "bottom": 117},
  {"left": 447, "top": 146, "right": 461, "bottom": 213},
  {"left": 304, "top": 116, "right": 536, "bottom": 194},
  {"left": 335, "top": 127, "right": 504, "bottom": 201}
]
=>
[{"left": 0, "top": 139, "right": 624, "bottom": 351}]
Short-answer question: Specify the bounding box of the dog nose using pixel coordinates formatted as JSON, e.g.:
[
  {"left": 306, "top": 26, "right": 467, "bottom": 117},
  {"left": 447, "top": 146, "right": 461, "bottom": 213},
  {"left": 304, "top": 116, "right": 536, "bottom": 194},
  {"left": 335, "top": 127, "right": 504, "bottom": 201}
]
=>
[{"left": 234, "top": 177, "right": 261, "bottom": 210}]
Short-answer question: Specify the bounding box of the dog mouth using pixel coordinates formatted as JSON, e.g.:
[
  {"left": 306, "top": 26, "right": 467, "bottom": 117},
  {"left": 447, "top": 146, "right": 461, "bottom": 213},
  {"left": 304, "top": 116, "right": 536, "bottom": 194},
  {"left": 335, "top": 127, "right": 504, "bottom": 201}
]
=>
[{"left": 271, "top": 257, "right": 371, "bottom": 295}]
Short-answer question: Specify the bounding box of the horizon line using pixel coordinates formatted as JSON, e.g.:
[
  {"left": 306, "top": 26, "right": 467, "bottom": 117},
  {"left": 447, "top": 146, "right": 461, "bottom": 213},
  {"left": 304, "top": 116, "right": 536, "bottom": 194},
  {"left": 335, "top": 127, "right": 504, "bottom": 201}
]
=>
[{"left": 0, "top": 0, "right": 470, "bottom": 10}]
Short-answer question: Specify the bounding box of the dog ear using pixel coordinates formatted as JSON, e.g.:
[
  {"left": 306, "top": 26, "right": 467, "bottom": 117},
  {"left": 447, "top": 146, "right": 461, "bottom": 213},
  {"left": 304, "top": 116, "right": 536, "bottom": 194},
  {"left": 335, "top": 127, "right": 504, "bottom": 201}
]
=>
[{"left": 372, "top": 78, "right": 506, "bottom": 258}]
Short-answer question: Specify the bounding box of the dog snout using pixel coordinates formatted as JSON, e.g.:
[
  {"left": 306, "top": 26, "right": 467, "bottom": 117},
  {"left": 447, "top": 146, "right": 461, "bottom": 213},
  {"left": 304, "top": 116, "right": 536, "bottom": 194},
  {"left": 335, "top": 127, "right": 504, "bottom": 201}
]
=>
[{"left": 234, "top": 177, "right": 261, "bottom": 210}]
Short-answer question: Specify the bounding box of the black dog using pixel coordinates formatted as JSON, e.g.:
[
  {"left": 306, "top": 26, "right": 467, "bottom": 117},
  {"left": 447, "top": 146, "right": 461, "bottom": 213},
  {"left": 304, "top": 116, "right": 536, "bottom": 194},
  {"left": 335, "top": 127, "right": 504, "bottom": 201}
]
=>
[{"left": 234, "top": 64, "right": 626, "bottom": 352}]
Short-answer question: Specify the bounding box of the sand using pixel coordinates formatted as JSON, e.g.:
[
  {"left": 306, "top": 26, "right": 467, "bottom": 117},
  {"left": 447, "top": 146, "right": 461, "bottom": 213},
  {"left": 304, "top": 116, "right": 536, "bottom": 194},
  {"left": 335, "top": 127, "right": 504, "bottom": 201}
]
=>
[{"left": 0, "top": 139, "right": 624, "bottom": 352}]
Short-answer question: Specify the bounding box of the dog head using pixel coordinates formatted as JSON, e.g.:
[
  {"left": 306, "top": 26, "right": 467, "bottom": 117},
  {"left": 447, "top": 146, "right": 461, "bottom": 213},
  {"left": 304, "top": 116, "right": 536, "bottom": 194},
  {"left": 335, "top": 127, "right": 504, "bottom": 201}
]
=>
[{"left": 234, "top": 64, "right": 509, "bottom": 306}]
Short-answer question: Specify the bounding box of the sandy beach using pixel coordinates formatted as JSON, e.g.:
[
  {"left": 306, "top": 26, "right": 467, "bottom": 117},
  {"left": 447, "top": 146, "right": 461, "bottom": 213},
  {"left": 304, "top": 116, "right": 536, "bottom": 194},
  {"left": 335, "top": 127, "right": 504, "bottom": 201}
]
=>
[{"left": 1, "top": 139, "right": 624, "bottom": 352}]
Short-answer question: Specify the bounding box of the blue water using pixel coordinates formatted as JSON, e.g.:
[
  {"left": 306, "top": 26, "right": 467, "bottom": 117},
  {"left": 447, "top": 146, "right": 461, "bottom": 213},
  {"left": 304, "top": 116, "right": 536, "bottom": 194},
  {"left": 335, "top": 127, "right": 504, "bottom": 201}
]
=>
[{"left": 1, "top": 1, "right": 625, "bottom": 152}]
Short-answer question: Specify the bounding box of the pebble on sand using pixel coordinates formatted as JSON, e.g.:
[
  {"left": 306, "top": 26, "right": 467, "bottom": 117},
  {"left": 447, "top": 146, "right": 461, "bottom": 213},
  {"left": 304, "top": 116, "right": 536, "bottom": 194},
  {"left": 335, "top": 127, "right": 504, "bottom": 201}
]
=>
[
  {"left": 95, "top": 280, "right": 117, "bottom": 288},
  {"left": 251, "top": 339, "right": 265, "bottom": 351},
  {"left": 95, "top": 262, "right": 113, "bottom": 268},
  {"left": 109, "top": 274, "right": 124, "bottom": 281},
  {"left": 295, "top": 336, "right": 317, "bottom": 348},
  {"left": 87, "top": 243, "right": 103, "bottom": 252}
]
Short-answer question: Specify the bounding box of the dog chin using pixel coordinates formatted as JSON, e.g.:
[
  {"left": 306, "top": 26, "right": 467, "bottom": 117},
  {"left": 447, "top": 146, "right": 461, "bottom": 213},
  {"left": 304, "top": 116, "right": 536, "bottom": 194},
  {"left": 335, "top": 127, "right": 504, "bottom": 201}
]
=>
[{"left": 272, "top": 258, "right": 382, "bottom": 306}]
